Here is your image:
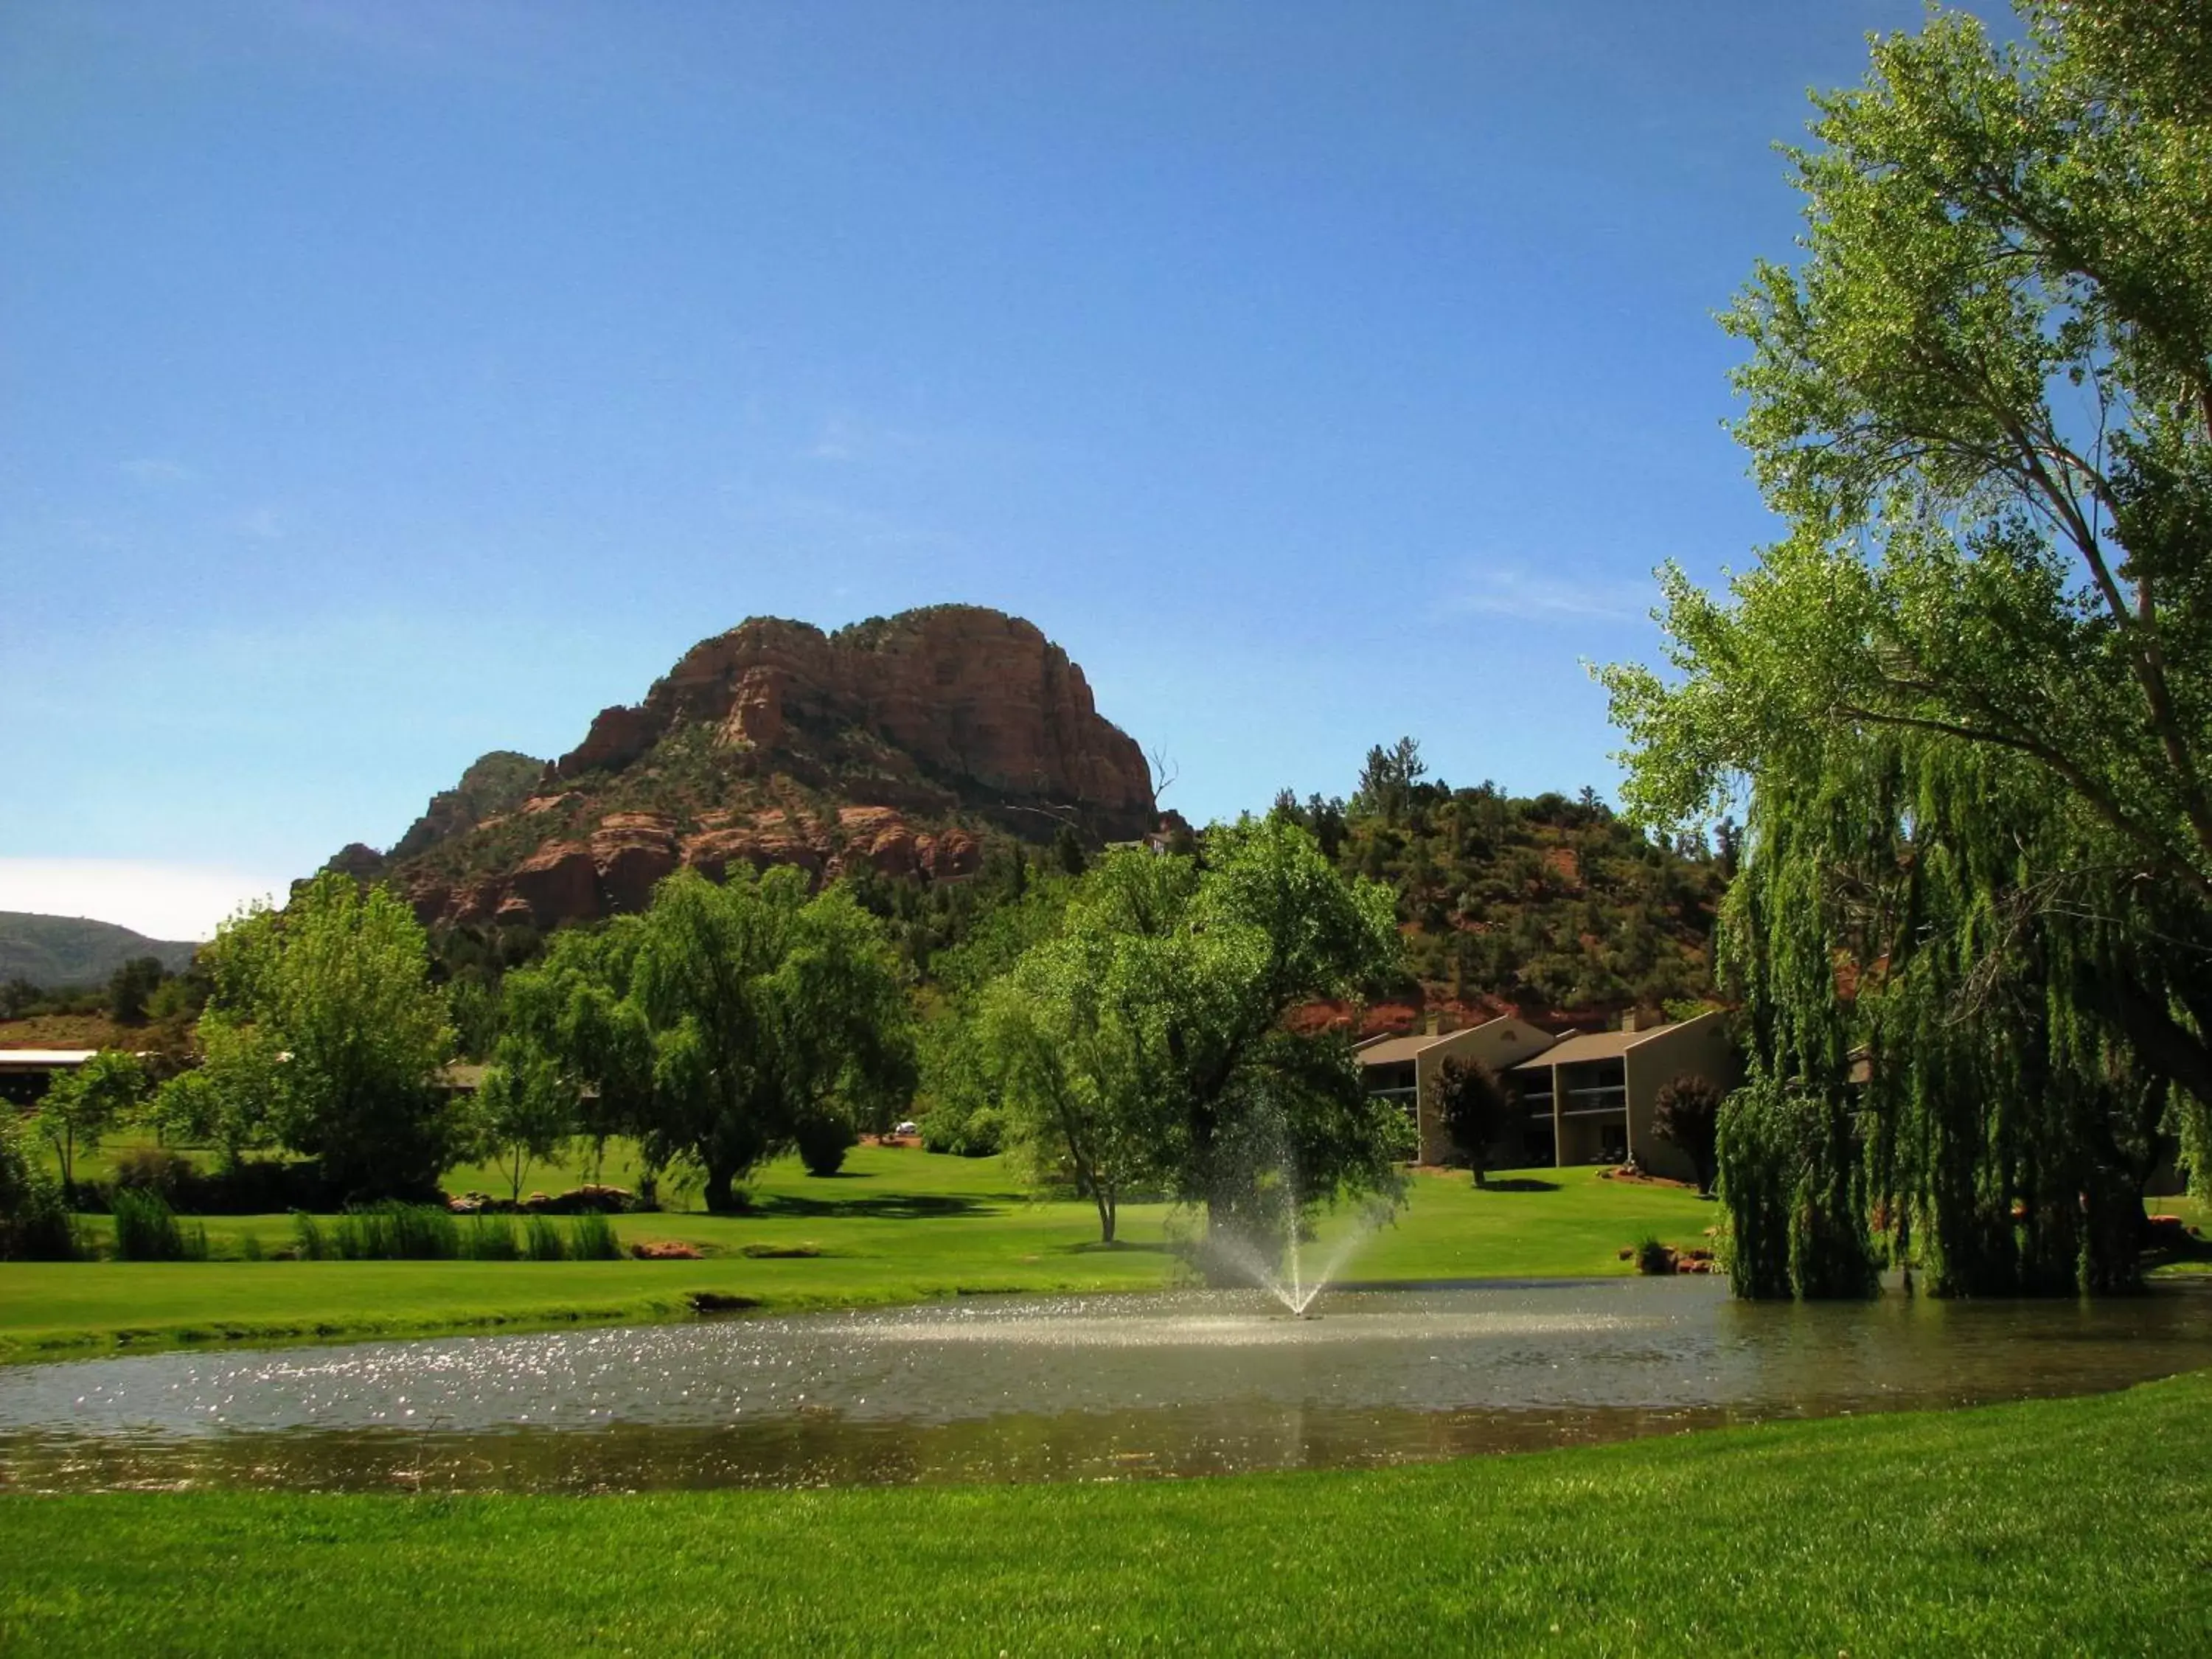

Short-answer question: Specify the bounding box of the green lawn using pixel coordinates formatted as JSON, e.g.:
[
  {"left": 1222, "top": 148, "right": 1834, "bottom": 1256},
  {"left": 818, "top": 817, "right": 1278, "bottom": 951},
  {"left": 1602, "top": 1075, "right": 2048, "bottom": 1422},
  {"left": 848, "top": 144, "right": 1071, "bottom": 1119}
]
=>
[
  {"left": 0, "top": 1150, "right": 1719, "bottom": 1362},
  {"left": 1, "top": 1368, "right": 2203, "bottom": 1655}
]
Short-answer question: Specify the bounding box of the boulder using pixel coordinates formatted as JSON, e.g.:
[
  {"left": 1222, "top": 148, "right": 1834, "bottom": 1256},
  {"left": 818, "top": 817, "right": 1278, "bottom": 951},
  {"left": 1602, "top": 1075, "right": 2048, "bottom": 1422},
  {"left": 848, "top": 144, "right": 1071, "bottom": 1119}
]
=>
[
  {"left": 508, "top": 841, "right": 602, "bottom": 927},
  {"left": 590, "top": 813, "right": 680, "bottom": 911}
]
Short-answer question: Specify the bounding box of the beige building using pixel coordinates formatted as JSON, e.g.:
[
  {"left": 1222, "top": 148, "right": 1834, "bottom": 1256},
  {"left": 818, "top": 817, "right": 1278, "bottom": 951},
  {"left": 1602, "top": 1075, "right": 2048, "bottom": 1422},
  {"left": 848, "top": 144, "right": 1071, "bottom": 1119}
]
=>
[
  {"left": 1509, "top": 1010, "right": 1736, "bottom": 1181},
  {"left": 1357, "top": 1010, "right": 1737, "bottom": 1178},
  {"left": 1354, "top": 1017, "right": 1559, "bottom": 1165}
]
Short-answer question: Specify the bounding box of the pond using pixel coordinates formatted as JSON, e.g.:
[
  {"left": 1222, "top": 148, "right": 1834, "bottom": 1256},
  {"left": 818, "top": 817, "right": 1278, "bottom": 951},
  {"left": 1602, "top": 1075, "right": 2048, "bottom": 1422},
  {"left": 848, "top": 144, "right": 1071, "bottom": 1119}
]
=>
[{"left": 4, "top": 1276, "right": 2208, "bottom": 1492}]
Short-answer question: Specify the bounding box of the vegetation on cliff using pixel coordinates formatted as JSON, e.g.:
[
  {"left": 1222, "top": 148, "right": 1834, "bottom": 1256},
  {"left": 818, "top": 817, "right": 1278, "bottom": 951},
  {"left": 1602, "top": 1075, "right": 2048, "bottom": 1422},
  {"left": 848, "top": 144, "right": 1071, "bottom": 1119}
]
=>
[{"left": 1275, "top": 738, "right": 1727, "bottom": 1021}]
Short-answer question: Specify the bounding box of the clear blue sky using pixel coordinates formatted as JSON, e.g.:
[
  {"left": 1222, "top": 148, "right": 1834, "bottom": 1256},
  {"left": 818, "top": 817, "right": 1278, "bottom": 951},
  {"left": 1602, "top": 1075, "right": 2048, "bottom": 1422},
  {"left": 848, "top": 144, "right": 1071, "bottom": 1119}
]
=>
[{"left": 1, "top": 0, "right": 1961, "bottom": 938}]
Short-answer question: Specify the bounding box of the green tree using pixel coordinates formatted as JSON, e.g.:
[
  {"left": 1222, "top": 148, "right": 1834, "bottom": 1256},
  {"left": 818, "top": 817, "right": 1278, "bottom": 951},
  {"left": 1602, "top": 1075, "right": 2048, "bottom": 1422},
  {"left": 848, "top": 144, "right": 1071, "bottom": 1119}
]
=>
[
  {"left": 105, "top": 956, "right": 166, "bottom": 1026},
  {"left": 0, "top": 1116, "right": 76, "bottom": 1260},
  {"left": 145, "top": 1018, "right": 286, "bottom": 1172},
  {"left": 1652, "top": 1073, "right": 1724, "bottom": 1195},
  {"left": 1601, "top": 2, "right": 2212, "bottom": 1294},
  {"left": 506, "top": 869, "right": 915, "bottom": 1212},
  {"left": 981, "top": 821, "right": 1408, "bottom": 1267},
  {"left": 1354, "top": 737, "right": 1426, "bottom": 826},
  {"left": 1426, "top": 1057, "right": 1516, "bottom": 1187},
  {"left": 35, "top": 1050, "right": 146, "bottom": 1195},
  {"left": 192, "top": 873, "right": 458, "bottom": 1198},
  {"left": 978, "top": 851, "right": 1196, "bottom": 1242},
  {"left": 470, "top": 1054, "right": 579, "bottom": 1203},
  {"left": 496, "top": 928, "right": 657, "bottom": 1186}
]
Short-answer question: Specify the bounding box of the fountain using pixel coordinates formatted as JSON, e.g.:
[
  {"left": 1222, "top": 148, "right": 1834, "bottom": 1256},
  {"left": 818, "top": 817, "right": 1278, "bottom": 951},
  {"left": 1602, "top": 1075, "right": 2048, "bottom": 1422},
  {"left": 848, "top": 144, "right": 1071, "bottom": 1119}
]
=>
[
  {"left": 1201, "top": 1192, "right": 1391, "bottom": 1317},
  {"left": 1190, "top": 1096, "right": 1399, "bottom": 1316}
]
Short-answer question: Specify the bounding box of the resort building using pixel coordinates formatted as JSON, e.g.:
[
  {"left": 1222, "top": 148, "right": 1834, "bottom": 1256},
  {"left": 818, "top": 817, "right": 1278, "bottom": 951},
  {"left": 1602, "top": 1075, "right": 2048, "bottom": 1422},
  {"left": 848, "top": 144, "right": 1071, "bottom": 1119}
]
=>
[
  {"left": 1354, "top": 1017, "right": 1559, "bottom": 1165},
  {"left": 0, "top": 1048, "right": 94, "bottom": 1108},
  {"left": 1509, "top": 1010, "right": 1736, "bottom": 1181},
  {"left": 1357, "top": 1010, "right": 1739, "bottom": 1179}
]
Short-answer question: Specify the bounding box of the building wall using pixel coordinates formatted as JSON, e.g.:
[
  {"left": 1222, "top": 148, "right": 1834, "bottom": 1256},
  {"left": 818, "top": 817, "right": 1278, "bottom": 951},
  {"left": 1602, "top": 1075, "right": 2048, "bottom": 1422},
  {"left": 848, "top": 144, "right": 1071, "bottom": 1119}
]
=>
[
  {"left": 1621, "top": 1011, "right": 1739, "bottom": 1183},
  {"left": 1412, "top": 1017, "right": 1557, "bottom": 1165},
  {"left": 1551, "top": 1060, "right": 1628, "bottom": 1166}
]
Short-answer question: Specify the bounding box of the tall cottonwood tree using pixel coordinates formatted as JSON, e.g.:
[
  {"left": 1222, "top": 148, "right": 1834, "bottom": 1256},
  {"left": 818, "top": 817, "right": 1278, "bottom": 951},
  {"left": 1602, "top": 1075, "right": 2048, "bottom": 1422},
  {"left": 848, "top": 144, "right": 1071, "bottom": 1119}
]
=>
[
  {"left": 978, "top": 821, "right": 1409, "bottom": 1261},
  {"left": 1601, "top": 1, "right": 2212, "bottom": 1294},
  {"left": 178, "top": 874, "right": 457, "bottom": 1198}
]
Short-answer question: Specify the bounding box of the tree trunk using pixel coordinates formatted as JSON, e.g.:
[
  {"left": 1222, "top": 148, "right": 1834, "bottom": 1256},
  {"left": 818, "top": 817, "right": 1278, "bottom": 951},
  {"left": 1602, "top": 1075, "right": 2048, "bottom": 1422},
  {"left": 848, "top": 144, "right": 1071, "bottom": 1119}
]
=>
[
  {"left": 703, "top": 1161, "right": 740, "bottom": 1214},
  {"left": 1095, "top": 1187, "right": 1117, "bottom": 1245}
]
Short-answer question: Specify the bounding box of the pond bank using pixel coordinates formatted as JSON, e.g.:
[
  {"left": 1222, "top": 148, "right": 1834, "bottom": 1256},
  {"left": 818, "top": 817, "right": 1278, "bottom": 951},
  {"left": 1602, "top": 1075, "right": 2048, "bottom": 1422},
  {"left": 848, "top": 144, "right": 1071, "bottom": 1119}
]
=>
[{"left": 1, "top": 1369, "right": 2204, "bottom": 1655}]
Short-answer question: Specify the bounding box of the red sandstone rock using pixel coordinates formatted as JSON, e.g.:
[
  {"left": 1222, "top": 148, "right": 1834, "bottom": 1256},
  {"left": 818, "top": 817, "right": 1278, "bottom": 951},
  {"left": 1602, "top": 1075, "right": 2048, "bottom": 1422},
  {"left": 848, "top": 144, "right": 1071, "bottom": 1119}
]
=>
[
  {"left": 917, "top": 827, "right": 982, "bottom": 880},
  {"left": 557, "top": 703, "right": 661, "bottom": 780},
  {"left": 590, "top": 812, "right": 679, "bottom": 911},
  {"left": 553, "top": 608, "right": 1152, "bottom": 824},
  {"left": 378, "top": 606, "right": 1150, "bottom": 931},
  {"left": 509, "top": 841, "right": 602, "bottom": 928}
]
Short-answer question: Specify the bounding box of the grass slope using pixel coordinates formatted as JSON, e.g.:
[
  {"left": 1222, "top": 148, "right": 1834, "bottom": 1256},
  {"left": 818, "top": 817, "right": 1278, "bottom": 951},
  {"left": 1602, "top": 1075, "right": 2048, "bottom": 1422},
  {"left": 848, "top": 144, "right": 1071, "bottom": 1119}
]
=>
[
  {"left": 0, "top": 1151, "right": 1719, "bottom": 1362},
  {"left": 1, "top": 1370, "right": 2204, "bottom": 1655}
]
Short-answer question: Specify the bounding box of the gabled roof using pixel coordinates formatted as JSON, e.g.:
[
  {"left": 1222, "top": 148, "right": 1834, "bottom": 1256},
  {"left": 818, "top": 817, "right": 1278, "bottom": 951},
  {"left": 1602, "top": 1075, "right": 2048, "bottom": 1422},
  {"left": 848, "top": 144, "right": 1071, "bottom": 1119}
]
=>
[
  {"left": 1355, "top": 1032, "right": 1452, "bottom": 1066},
  {"left": 1512, "top": 1026, "right": 1672, "bottom": 1070},
  {"left": 1357, "top": 1016, "right": 1557, "bottom": 1068}
]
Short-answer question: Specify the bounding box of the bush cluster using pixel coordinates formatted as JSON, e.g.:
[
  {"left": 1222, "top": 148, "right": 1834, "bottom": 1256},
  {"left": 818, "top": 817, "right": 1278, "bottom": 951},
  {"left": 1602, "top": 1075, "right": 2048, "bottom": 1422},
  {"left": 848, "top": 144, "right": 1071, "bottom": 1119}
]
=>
[
  {"left": 103, "top": 1149, "right": 391, "bottom": 1217},
  {"left": 291, "top": 1204, "right": 621, "bottom": 1262},
  {"left": 110, "top": 1189, "right": 209, "bottom": 1262},
  {"left": 921, "top": 1105, "right": 1004, "bottom": 1158},
  {"left": 1, "top": 1119, "right": 80, "bottom": 1260}
]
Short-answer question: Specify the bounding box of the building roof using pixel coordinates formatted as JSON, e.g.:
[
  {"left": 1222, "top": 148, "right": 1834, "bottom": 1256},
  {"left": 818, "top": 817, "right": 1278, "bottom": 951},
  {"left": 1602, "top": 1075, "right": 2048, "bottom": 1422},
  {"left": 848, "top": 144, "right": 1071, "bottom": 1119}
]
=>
[
  {"left": 1355, "top": 1017, "right": 1551, "bottom": 1068},
  {"left": 1355, "top": 1031, "right": 1457, "bottom": 1066},
  {"left": 0, "top": 1049, "right": 97, "bottom": 1068},
  {"left": 1512, "top": 1026, "right": 1674, "bottom": 1070}
]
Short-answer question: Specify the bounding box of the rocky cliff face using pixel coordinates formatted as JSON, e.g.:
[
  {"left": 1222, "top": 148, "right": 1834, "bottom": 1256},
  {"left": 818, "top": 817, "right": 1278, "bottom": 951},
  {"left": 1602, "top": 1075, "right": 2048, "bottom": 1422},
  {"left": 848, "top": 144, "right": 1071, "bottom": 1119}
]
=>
[
  {"left": 551, "top": 608, "right": 1153, "bottom": 818},
  {"left": 338, "top": 605, "right": 1155, "bottom": 932}
]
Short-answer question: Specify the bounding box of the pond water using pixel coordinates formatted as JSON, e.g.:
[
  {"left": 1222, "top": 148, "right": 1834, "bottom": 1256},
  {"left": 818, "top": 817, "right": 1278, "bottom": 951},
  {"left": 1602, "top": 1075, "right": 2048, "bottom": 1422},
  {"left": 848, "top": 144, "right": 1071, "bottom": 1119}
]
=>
[{"left": 4, "top": 1276, "right": 2208, "bottom": 1492}]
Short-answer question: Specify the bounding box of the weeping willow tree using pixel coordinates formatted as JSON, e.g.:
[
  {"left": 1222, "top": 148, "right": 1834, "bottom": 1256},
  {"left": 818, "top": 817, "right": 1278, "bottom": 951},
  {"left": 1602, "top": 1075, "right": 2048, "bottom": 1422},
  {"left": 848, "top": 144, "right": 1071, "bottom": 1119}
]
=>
[
  {"left": 1602, "top": 1, "right": 2212, "bottom": 1296},
  {"left": 1711, "top": 734, "right": 2183, "bottom": 1298}
]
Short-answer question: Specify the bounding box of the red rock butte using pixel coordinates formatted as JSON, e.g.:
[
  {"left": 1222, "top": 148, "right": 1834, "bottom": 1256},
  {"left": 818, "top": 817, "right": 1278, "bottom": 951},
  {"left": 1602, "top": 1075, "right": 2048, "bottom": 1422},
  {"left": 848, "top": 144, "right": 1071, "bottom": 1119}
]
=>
[{"left": 335, "top": 605, "right": 1159, "bottom": 933}]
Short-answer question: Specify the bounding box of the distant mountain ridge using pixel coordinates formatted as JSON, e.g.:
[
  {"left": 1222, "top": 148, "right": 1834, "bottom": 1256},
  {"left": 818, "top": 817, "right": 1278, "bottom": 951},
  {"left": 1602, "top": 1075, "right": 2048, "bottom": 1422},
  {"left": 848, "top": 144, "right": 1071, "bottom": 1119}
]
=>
[
  {"left": 0, "top": 912, "right": 200, "bottom": 988},
  {"left": 326, "top": 605, "right": 1158, "bottom": 933}
]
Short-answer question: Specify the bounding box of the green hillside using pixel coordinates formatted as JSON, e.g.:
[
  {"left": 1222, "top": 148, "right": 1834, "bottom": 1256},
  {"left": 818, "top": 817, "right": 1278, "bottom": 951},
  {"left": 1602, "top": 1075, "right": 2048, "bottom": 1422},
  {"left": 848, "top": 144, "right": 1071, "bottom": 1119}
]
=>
[
  {"left": 0, "top": 912, "right": 201, "bottom": 989},
  {"left": 1278, "top": 739, "right": 1728, "bottom": 1022}
]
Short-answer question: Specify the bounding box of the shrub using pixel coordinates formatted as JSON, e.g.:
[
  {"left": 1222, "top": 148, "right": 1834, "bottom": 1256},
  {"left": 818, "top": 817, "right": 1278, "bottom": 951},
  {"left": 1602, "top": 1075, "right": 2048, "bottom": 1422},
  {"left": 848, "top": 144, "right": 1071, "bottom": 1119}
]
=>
[
  {"left": 111, "top": 1146, "right": 198, "bottom": 1200},
  {"left": 922, "top": 1105, "right": 1004, "bottom": 1158},
  {"left": 568, "top": 1212, "right": 622, "bottom": 1260},
  {"left": 0, "top": 1120, "right": 80, "bottom": 1261},
  {"left": 794, "top": 1113, "right": 858, "bottom": 1177},
  {"left": 1652, "top": 1074, "right": 1725, "bottom": 1194},
  {"left": 1633, "top": 1234, "right": 1674, "bottom": 1276},
  {"left": 112, "top": 1189, "right": 189, "bottom": 1261},
  {"left": 461, "top": 1214, "right": 520, "bottom": 1260},
  {"left": 292, "top": 1210, "right": 328, "bottom": 1260},
  {"left": 523, "top": 1214, "right": 567, "bottom": 1261},
  {"left": 239, "top": 1231, "right": 265, "bottom": 1262},
  {"left": 330, "top": 1202, "right": 460, "bottom": 1261}
]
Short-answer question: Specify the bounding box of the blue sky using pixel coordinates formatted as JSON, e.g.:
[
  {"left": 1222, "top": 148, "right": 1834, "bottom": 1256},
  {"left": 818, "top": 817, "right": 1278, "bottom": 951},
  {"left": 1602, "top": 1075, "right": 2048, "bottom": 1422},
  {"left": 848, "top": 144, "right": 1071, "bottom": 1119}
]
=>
[{"left": 1, "top": 0, "right": 1956, "bottom": 938}]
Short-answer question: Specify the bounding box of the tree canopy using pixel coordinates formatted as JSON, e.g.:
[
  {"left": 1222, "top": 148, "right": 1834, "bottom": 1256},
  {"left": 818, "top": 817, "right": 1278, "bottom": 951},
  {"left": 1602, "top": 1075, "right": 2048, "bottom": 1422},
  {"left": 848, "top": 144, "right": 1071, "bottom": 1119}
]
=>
[
  {"left": 499, "top": 868, "right": 916, "bottom": 1211},
  {"left": 161, "top": 872, "right": 457, "bottom": 1198},
  {"left": 971, "top": 819, "right": 1410, "bottom": 1262},
  {"left": 1601, "top": 1, "right": 2212, "bottom": 1295}
]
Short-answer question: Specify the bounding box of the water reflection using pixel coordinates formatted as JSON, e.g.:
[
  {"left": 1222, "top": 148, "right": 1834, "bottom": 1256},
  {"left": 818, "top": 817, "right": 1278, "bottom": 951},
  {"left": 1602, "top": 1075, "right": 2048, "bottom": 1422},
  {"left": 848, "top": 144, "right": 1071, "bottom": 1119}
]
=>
[{"left": 2, "top": 1278, "right": 2206, "bottom": 1493}]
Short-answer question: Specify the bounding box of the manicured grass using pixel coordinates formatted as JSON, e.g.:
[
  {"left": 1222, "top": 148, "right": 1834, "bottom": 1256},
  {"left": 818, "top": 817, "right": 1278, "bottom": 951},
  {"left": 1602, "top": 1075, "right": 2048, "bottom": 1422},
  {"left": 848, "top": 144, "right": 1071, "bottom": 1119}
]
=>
[
  {"left": 0, "top": 1151, "right": 1719, "bottom": 1362},
  {"left": 1, "top": 1369, "right": 2204, "bottom": 1655}
]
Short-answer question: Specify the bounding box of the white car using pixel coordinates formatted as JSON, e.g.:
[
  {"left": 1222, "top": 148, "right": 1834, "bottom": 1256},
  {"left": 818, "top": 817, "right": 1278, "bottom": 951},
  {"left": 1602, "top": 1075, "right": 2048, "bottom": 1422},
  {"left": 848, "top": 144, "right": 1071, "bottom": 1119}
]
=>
[{"left": 894, "top": 1120, "right": 919, "bottom": 1136}]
